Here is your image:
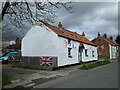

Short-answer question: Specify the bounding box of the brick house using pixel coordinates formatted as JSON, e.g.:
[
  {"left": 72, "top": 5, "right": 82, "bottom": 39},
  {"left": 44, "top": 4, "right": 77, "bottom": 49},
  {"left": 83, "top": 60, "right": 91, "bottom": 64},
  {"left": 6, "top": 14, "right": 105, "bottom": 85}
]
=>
[{"left": 92, "top": 32, "right": 119, "bottom": 60}]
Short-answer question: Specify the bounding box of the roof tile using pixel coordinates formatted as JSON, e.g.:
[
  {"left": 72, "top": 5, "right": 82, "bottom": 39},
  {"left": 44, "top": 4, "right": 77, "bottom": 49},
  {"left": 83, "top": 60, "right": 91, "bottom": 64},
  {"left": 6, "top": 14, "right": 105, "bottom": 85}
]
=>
[{"left": 44, "top": 23, "right": 96, "bottom": 46}]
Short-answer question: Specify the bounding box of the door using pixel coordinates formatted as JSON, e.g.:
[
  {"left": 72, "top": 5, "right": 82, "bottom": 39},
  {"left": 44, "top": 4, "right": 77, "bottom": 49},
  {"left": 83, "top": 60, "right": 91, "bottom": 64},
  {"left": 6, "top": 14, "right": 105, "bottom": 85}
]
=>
[{"left": 78, "top": 48, "right": 82, "bottom": 62}]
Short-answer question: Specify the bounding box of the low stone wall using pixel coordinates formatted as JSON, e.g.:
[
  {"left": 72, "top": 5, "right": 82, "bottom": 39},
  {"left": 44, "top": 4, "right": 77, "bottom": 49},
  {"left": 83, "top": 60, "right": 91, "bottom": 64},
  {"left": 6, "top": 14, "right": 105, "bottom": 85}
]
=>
[{"left": 10, "top": 56, "right": 58, "bottom": 70}]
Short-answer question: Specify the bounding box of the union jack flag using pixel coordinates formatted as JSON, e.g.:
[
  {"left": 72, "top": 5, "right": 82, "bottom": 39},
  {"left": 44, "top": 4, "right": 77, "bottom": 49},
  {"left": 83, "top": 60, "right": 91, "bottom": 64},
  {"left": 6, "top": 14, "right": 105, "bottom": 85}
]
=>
[{"left": 40, "top": 57, "right": 52, "bottom": 66}]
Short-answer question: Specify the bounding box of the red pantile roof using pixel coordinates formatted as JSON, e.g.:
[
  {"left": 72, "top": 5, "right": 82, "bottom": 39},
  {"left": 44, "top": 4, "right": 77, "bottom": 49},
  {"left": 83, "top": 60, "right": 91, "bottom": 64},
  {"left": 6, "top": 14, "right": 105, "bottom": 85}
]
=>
[
  {"left": 103, "top": 38, "right": 118, "bottom": 46},
  {"left": 107, "top": 38, "right": 119, "bottom": 46},
  {"left": 44, "top": 23, "right": 96, "bottom": 46}
]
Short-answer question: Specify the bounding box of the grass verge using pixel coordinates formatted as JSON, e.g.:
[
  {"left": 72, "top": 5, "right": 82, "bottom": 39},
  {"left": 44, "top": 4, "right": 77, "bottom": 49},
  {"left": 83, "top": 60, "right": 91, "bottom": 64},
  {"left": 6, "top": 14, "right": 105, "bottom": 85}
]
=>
[
  {"left": 2, "top": 73, "right": 11, "bottom": 87},
  {"left": 79, "top": 60, "right": 111, "bottom": 70}
]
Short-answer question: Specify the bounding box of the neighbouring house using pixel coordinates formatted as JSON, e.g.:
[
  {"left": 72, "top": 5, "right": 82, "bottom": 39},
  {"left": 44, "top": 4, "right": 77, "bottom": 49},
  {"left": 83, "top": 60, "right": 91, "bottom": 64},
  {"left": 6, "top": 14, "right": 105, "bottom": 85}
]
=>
[
  {"left": 92, "top": 32, "right": 119, "bottom": 60},
  {"left": 6, "top": 38, "right": 21, "bottom": 51},
  {"left": 2, "top": 38, "right": 10, "bottom": 53},
  {"left": 118, "top": 45, "right": 120, "bottom": 59},
  {"left": 22, "top": 22, "right": 98, "bottom": 68}
]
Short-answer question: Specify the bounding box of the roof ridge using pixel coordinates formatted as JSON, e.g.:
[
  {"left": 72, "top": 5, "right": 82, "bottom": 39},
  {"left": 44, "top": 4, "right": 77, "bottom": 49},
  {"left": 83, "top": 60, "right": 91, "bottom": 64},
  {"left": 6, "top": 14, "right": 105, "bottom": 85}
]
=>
[{"left": 45, "top": 22, "right": 82, "bottom": 36}]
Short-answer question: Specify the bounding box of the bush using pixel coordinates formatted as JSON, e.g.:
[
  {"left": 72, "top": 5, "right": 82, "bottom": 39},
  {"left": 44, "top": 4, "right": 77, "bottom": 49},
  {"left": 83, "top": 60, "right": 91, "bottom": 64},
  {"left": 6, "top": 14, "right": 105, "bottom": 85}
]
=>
[{"left": 79, "top": 60, "right": 111, "bottom": 70}]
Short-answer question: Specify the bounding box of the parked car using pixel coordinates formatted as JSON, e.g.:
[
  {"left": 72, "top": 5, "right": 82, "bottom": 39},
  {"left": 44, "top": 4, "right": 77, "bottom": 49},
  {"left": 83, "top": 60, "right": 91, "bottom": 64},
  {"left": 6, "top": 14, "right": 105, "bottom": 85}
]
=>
[{"left": 0, "top": 52, "right": 9, "bottom": 64}]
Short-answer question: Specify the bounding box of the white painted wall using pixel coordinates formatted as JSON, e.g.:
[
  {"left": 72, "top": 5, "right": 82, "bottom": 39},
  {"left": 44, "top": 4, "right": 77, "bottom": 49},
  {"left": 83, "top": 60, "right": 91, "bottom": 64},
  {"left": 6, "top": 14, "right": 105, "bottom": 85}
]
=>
[
  {"left": 57, "top": 36, "right": 80, "bottom": 66},
  {"left": 109, "top": 44, "right": 118, "bottom": 59},
  {"left": 22, "top": 25, "right": 59, "bottom": 56},
  {"left": 82, "top": 44, "right": 98, "bottom": 62},
  {"left": 109, "top": 44, "right": 112, "bottom": 59},
  {"left": 57, "top": 36, "right": 98, "bottom": 66},
  {"left": 10, "top": 41, "right": 15, "bottom": 45}
]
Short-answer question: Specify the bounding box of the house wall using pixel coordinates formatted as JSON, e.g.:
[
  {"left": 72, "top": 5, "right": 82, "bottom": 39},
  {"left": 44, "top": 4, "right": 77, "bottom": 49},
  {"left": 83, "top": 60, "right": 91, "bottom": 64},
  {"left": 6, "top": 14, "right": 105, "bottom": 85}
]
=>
[
  {"left": 110, "top": 45, "right": 118, "bottom": 59},
  {"left": 22, "top": 25, "right": 59, "bottom": 56},
  {"left": 57, "top": 36, "right": 98, "bottom": 67},
  {"left": 82, "top": 44, "right": 98, "bottom": 62},
  {"left": 92, "top": 38, "right": 110, "bottom": 59},
  {"left": 57, "top": 36, "right": 79, "bottom": 67},
  {"left": 109, "top": 44, "right": 112, "bottom": 59}
]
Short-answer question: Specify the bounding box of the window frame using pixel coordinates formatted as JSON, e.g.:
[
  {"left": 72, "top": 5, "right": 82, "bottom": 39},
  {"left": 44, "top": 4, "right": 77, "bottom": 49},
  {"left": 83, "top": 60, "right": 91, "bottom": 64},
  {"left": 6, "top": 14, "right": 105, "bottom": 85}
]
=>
[
  {"left": 101, "top": 45, "right": 104, "bottom": 49},
  {"left": 68, "top": 48, "right": 72, "bottom": 58},
  {"left": 92, "top": 51, "right": 95, "bottom": 57},
  {"left": 85, "top": 49, "right": 88, "bottom": 57}
]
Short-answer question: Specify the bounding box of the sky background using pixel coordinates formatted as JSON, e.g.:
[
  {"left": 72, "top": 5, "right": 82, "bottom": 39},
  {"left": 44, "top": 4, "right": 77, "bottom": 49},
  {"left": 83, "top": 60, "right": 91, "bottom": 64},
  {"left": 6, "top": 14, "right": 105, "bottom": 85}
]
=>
[{"left": 2, "top": 2, "right": 118, "bottom": 41}]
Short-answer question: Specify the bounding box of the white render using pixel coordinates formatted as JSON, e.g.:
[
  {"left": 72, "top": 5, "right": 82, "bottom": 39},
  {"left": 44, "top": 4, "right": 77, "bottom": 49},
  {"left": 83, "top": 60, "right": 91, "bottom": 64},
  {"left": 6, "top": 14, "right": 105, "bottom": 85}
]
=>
[
  {"left": 22, "top": 25, "right": 59, "bottom": 56},
  {"left": 81, "top": 44, "right": 98, "bottom": 62},
  {"left": 22, "top": 25, "right": 98, "bottom": 67},
  {"left": 109, "top": 44, "right": 118, "bottom": 59}
]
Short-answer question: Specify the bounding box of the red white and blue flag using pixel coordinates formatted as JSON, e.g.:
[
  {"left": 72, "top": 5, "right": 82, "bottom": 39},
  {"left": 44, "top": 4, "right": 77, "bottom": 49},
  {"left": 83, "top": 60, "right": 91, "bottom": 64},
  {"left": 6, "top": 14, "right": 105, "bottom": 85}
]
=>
[{"left": 40, "top": 57, "right": 52, "bottom": 66}]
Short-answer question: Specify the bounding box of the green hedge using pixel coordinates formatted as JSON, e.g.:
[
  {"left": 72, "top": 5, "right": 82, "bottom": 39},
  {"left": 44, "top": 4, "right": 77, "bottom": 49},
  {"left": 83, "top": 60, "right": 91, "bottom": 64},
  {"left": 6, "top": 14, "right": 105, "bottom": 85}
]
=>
[{"left": 79, "top": 60, "right": 111, "bottom": 70}]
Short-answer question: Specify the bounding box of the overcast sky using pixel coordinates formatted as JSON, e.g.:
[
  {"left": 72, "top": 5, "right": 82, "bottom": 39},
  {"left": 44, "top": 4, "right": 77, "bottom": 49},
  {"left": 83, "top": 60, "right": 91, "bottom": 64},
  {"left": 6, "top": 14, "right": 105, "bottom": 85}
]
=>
[
  {"left": 2, "top": 2, "right": 118, "bottom": 41},
  {"left": 54, "top": 2, "right": 118, "bottom": 40}
]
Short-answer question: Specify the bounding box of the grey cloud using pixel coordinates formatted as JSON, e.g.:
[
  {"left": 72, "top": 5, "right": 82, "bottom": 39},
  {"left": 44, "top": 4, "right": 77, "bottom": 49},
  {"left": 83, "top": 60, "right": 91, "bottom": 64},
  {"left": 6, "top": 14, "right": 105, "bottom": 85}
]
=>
[
  {"left": 54, "top": 2, "right": 118, "bottom": 40},
  {"left": 2, "top": 2, "right": 118, "bottom": 41}
]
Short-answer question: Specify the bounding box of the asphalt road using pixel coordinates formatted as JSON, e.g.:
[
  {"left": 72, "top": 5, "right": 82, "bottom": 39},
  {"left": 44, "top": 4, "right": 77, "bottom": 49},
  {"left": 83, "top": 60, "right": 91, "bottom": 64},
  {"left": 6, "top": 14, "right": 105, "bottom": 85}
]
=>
[{"left": 34, "top": 61, "right": 118, "bottom": 88}]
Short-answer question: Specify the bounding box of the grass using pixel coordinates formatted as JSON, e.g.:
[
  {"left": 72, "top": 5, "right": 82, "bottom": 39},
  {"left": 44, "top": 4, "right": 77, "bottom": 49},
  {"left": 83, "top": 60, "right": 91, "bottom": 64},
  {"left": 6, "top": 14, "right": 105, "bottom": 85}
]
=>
[
  {"left": 2, "top": 73, "right": 11, "bottom": 87},
  {"left": 79, "top": 60, "right": 111, "bottom": 70}
]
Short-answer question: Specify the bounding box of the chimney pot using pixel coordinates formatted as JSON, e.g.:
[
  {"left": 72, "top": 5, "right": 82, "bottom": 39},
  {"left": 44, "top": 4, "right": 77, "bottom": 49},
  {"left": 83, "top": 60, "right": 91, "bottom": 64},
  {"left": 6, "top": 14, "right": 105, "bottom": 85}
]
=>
[
  {"left": 82, "top": 32, "right": 85, "bottom": 36},
  {"left": 98, "top": 32, "right": 100, "bottom": 38},
  {"left": 103, "top": 33, "right": 107, "bottom": 38},
  {"left": 58, "top": 22, "right": 62, "bottom": 28},
  {"left": 110, "top": 36, "right": 113, "bottom": 40}
]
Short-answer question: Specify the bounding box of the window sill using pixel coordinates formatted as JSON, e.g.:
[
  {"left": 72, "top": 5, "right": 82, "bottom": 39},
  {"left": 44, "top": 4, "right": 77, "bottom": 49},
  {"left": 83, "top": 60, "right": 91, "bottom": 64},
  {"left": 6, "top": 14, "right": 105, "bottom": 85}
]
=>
[{"left": 68, "top": 55, "right": 72, "bottom": 58}]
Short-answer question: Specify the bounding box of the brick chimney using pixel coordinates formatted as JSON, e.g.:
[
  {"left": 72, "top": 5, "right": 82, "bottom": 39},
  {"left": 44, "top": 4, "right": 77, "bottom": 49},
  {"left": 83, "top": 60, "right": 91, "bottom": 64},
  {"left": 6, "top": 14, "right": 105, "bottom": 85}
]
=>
[
  {"left": 58, "top": 22, "right": 63, "bottom": 28},
  {"left": 109, "top": 36, "right": 113, "bottom": 40},
  {"left": 98, "top": 32, "right": 100, "bottom": 38},
  {"left": 103, "top": 33, "right": 107, "bottom": 38},
  {"left": 82, "top": 32, "right": 85, "bottom": 36}
]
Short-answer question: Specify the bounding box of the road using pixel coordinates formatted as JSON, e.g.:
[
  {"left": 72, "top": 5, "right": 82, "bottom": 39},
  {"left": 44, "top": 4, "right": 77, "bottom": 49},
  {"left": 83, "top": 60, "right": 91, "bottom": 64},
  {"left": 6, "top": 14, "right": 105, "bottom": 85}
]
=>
[{"left": 34, "top": 61, "right": 118, "bottom": 88}]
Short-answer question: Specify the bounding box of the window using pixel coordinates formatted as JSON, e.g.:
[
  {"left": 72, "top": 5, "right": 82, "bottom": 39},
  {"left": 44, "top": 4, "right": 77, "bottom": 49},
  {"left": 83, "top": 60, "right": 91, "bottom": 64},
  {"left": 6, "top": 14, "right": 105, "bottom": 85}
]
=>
[
  {"left": 99, "top": 52, "right": 102, "bottom": 55},
  {"left": 68, "top": 48, "right": 72, "bottom": 58},
  {"left": 85, "top": 49, "right": 88, "bottom": 57},
  {"left": 97, "top": 46, "right": 99, "bottom": 49},
  {"left": 92, "top": 51, "right": 94, "bottom": 57},
  {"left": 101, "top": 45, "right": 104, "bottom": 49}
]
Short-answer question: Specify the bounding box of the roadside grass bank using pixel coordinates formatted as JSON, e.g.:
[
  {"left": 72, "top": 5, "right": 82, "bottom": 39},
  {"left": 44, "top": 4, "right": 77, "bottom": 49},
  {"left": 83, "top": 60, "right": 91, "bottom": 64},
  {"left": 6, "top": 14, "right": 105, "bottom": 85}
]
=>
[
  {"left": 2, "top": 73, "right": 11, "bottom": 87},
  {"left": 79, "top": 60, "right": 111, "bottom": 70}
]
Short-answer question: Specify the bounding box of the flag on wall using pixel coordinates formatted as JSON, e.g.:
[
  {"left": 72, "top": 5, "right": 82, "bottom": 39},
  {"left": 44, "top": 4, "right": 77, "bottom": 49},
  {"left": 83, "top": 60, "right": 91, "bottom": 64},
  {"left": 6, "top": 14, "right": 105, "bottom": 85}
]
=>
[{"left": 40, "top": 57, "right": 52, "bottom": 66}]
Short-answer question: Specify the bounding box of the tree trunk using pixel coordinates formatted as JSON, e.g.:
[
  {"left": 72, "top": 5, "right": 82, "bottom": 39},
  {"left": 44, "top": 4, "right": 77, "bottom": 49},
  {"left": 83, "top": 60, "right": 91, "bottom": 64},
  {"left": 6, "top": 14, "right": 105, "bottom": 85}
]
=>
[{"left": 1, "top": 0, "right": 10, "bottom": 21}]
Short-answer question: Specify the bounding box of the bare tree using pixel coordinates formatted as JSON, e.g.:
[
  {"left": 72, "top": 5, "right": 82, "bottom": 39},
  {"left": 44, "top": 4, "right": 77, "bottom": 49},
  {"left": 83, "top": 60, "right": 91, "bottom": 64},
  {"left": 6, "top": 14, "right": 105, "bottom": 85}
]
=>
[{"left": 1, "top": 0, "right": 73, "bottom": 27}]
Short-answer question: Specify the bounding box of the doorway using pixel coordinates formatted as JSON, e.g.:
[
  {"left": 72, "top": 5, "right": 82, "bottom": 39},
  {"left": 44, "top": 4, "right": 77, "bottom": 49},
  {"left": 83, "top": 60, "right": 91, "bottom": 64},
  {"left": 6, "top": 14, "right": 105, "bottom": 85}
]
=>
[{"left": 78, "top": 49, "right": 82, "bottom": 62}]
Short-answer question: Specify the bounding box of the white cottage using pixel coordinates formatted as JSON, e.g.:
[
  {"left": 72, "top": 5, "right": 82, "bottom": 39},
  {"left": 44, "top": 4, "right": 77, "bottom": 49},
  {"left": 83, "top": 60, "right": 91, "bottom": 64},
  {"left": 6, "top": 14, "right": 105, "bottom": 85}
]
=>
[{"left": 22, "top": 22, "right": 98, "bottom": 67}]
